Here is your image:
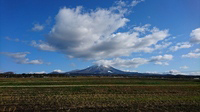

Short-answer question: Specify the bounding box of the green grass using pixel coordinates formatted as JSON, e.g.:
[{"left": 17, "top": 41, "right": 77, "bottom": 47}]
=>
[{"left": 0, "top": 77, "right": 199, "bottom": 111}]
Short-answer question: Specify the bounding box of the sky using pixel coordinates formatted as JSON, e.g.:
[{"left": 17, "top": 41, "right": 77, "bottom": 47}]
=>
[{"left": 0, "top": 0, "right": 200, "bottom": 75}]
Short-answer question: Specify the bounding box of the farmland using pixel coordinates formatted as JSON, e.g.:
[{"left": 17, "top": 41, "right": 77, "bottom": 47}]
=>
[{"left": 0, "top": 77, "right": 200, "bottom": 111}]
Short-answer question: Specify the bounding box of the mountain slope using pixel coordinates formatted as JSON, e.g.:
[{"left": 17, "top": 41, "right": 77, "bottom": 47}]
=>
[{"left": 67, "top": 65, "right": 126, "bottom": 74}]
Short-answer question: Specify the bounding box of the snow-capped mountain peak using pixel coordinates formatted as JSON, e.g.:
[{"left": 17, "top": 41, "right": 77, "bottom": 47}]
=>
[{"left": 68, "top": 64, "right": 125, "bottom": 74}]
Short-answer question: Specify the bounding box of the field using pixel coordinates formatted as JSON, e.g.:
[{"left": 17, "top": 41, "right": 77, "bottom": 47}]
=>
[{"left": 0, "top": 77, "right": 200, "bottom": 112}]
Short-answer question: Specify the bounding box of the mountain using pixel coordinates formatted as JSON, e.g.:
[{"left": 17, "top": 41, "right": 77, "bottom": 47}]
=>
[
  {"left": 50, "top": 65, "right": 172, "bottom": 76},
  {"left": 67, "top": 65, "right": 127, "bottom": 74},
  {"left": 49, "top": 71, "right": 63, "bottom": 74}
]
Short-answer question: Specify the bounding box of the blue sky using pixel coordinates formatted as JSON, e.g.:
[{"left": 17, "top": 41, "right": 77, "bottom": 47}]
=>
[{"left": 0, "top": 0, "right": 200, "bottom": 74}]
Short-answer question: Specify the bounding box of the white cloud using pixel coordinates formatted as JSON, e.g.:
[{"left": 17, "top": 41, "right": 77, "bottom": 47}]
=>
[
  {"left": 168, "top": 69, "right": 186, "bottom": 75},
  {"left": 5, "top": 37, "right": 19, "bottom": 42},
  {"left": 165, "top": 70, "right": 200, "bottom": 75},
  {"left": 0, "top": 52, "right": 30, "bottom": 58},
  {"left": 43, "top": 6, "right": 169, "bottom": 60},
  {"left": 53, "top": 69, "right": 65, "bottom": 73},
  {"left": 190, "top": 28, "right": 200, "bottom": 44},
  {"left": 95, "top": 54, "right": 173, "bottom": 68},
  {"left": 133, "top": 24, "right": 150, "bottom": 33},
  {"left": 146, "top": 71, "right": 158, "bottom": 74},
  {"left": 182, "top": 48, "right": 200, "bottom": 58},
  {"left": 45, "top": 16, "right": 52, "bottom": 25},
  {"left": 5, "top": 37, "right": 29, "bottom": 44},
  {"left": 182, "top": 52, "right": 200, "bottom": 58},
  {"left": 46, "top": 62, "right": 51, "bottom": 65},
  {"left": 169, "top": 42, "right": 192, "bottom": 51},
  {"left": 46, "top": 6, "right": 129, "bottom": 59},
  {"left": 189, "top": 72, "right": 200, "bottom": 75},
  {"left": 131, "top": 0, "right": 144, "bottom": 6},
  {"left": 0, "top": 52, "right": 45, "bottom": 64},
  {"left": 154, "top": 42, "right": 172, "bottom": 50},
  {"left": 180, "top": 66, "right": 188, "bottom": 69},
  {"left": 149, "top": 54, "right": 173, "bottom": 66},
  {"left": 154, "top": 61, "right": 169, "bottom": 66},
  {"left": 31, "top": 40, "right": 56, "bottom": 51},
  {"left": 29, "top": 71, "right": 46, "bottom": 74},
  {"left": 123, "top": 69, "right": 138, "bottom": 72},
  {"left": 0, "top": 70, "right": 3, "bottom": 73},
  {"left": 164, "top": 36, "right": 176, "bottom": 42},
  {"left": 95, "top": 58, "right": 148, "bottom": 68},
  {"left": 32, "top": 23, "right": 44, "bottom": 31},
  {"left": 150, "top": 54, "right": 173, "bottom": 62},
  {"left": 70, "top": 63, "right": 76, "bottom": 67},
  {"left": 194, "top": 48, "right": 200, "bottom": 52},
  {"left": 28, "top": 60, "right": 43, "bottom": 64}
]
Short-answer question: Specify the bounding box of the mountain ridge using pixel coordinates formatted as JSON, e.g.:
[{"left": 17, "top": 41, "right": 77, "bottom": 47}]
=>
[{"left": 66, "top": 65, "right": 128, "bottom": 74}]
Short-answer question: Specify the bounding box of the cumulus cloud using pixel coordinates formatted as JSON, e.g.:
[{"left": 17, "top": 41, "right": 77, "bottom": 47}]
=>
[
  {"left": 149, "top": 54, "right": 173, "bottom": 66},
  {"left": 180, "top": 66, "right": 188, "bottom": 69},
  {"left": 29, "top": 71, "right": 46, "bottom": 74},
  {"left": 154, "top": 61, "right": 169, "bottom": 66},
  {"left": 43, "top": 5, "right": 170, "bottom": 60},
  {"left": 1, "top": 52, "right": 30, "bottom": 59},
  {"left": 182, "top": 48, "right": 200, "bottom": 58},
  {"left": 166, "top": 70, "right": 200, "bottom": 75},
  {"left": 168, "top": 69, "right": 186, "bottom": 75},
  {"left": 5, "top": 37, "right": 19, "bottom": 42},
  {"left": 47, "top": 6, "right": 129, "bottom": 59},
  {"left": 32, "top": 23, "right": 44, "bottom": 31},
  {"left": 133, "top": 24, "right": 150, "bottom": 34},
  {"left": 0, "top": 70, "right": 3, "bottom": 73},
  {"left": 31, "top": 40, "right": 56, "bottom": 51},
  {"left": 154, "top": 42, "right": 172, "bottom": 50},
  {"left": 131, "top": 0, "right": 145, "bottom": 6},
  {"left": 190, "top": 28, "right": 200, "bottom": 44},
  {"left": 149, "top": 54, "right": 173, "bottom": 62},
  {"left": 182, "top": 52, "right": 200, "bottom": 58},
  {"left": 28, "top": 60, "right": 44, "bottom": 64},
  {"left": 70, "top": 63, "right": 76, "bottom": 67},
  {"left": 95, "top": 58, "right": 148, "bottom": 68},
  {"left": 189, "top": 72, "right": 200, "bottom": 75},
  {"left": 169, "top": 42, "right": 192, "bottom": 51},
  {"left": 5, "top": 37, "right": 29, "bottom": 44},
  {"left": 0, "top": 52, "right": 45, "bottom": 64},
  {"left": 194, "top": 48, "right": 200, "bottom": 52},
  {"left": 53, "top": 69, "right": 65, "bottom": 73},
  {"left": 146, "top": 71, "right": 158, "bottom": 74},
  {"left": 45, "top": 16, "right": 52, "bottom": 25},
  {"left": 95, "top": 54, "right": 173, "bottom": 68}
]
